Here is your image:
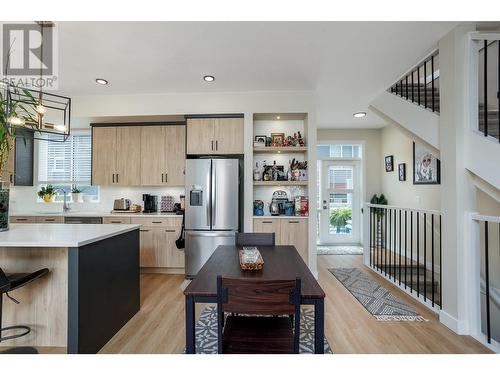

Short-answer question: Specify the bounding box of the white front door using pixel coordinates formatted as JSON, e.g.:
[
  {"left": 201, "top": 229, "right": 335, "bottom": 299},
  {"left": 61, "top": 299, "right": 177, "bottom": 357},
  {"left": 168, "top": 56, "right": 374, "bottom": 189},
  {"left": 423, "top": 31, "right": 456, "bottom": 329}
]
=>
[{"left": 318, "top": 161, "right": 361, "bottom": 244}]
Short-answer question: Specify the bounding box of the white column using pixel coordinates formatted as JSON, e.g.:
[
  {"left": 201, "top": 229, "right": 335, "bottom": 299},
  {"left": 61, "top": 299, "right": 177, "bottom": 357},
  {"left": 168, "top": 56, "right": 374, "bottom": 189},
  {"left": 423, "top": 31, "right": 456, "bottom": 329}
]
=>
[{"left": 438, "top": 24, "right": 476, "bottom": 333}]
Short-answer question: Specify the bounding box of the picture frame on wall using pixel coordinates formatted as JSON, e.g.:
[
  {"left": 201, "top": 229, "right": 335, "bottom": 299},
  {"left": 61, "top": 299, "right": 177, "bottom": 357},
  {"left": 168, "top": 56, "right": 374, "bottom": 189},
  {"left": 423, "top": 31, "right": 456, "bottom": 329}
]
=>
[
  {"left": 398, "top": 163, "right": 406, "bottom": 181},
  {"left": 413, "top": 142, "right": 441, "bottom": 185},
  {"left": 385, "top": 155, "right": 394, "bottom": 172}
]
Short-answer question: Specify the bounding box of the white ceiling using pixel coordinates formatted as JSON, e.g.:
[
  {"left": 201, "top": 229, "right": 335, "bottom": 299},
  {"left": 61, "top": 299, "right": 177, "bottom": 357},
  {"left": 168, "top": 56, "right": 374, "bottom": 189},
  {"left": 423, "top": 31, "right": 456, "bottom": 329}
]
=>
[{"left": 54, "top": 21, "right": 457, "bottom": 128}]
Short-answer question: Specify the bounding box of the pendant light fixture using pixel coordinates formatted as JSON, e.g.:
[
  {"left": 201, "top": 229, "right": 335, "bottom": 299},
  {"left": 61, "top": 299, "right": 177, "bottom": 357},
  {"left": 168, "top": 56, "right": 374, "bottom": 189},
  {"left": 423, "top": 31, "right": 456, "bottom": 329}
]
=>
[{"left": 5, "top": 21, "right": 71, "bottom": 142}]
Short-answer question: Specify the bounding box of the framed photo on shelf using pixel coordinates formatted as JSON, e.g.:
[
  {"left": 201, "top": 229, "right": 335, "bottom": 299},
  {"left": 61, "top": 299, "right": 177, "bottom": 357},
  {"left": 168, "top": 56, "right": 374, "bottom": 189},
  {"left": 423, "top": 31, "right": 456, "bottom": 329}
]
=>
[
  {"left": 271, "top": 132, "right": 285, "bottom": 147},
  {"left": 398, "top": 163, "right": 406, "bottom": 181},
  {"left": 385, "top": 155, "right": 394, "bottom": 172},
  {"left": 254, "top": 135, "right": 267, "bottom": 147},
  {"left": 413, "top": 142, "right": 441, "bottom": 185}
]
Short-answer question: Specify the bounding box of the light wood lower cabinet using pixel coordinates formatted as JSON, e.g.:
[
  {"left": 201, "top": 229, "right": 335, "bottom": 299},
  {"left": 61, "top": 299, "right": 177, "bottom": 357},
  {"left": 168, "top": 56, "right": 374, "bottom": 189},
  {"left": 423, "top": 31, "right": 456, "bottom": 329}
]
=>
[
  {"left": 132, "top": 217, "right": 184, "bottom": 269},
  {"left": 253, "top": 218, "right": 308, "bottom": 264},
  {"left": 36, "top": 216, "right": 64, "bottom": 224},
  {"left": 10, "top": 216, "right": 37, "bottom": 223}
]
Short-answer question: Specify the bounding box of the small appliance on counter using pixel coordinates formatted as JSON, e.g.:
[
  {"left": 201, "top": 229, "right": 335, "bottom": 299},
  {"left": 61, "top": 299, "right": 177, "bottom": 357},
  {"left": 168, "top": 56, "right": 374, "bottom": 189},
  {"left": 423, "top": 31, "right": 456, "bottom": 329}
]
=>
[
  {"left": 253, "top": 200, "right": 264, "bottom": 216},
  {"left": 113, "top": 198, "right": 131, "bottom": 211},
  {"left": 142, "top": 194, "right": 158, "bottom": 213},
  {"left": 270, "top": 190, "right": 289, "bottom": 216},
  {"left": 160, "top": 195, "right": 175, "bottom": 212}
]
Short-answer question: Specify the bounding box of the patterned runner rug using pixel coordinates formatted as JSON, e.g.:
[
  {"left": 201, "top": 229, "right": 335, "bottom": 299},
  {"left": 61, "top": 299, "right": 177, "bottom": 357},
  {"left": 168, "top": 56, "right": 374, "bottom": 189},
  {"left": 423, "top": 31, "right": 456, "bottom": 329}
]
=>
[
  {"left": 191, "top": 306, "right": 333, "bottom": 354},
  {"left": 329, "top": 268, "right": 428, "bottom": 322},
  {"left": 317, "top": 246, "right": 363, "bottom": 255}
]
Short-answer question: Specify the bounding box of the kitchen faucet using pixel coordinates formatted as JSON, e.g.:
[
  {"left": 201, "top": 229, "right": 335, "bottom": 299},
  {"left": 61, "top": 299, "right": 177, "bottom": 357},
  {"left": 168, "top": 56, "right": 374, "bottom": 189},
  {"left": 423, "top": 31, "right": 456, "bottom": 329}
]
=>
[{"left": 54, "top": 188, "right": 71, "bottom": 212}]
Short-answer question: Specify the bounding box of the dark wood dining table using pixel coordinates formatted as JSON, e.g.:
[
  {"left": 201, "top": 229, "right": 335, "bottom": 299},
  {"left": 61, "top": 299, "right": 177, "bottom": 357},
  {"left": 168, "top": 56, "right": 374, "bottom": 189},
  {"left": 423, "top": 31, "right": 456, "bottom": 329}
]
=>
[{"left": 184, "top": 245, "right": 326, "bottom": 354}]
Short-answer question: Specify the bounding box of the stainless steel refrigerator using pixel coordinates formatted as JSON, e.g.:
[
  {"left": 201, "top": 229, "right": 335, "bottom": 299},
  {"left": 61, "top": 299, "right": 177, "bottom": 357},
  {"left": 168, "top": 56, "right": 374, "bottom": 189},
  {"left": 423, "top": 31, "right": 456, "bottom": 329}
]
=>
[{"left": 185, "top": 158, "right": 239, "bottom": 277}]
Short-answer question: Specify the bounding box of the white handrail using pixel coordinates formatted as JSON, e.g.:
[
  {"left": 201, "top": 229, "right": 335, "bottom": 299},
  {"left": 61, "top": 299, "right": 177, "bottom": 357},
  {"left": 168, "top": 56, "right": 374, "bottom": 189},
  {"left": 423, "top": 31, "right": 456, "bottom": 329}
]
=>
[
  {"left": 471, "top": 213, "right": 500, "bottom": 224},
  {"left": 365, "top": 202, "right": 440, "bottom": 216}
]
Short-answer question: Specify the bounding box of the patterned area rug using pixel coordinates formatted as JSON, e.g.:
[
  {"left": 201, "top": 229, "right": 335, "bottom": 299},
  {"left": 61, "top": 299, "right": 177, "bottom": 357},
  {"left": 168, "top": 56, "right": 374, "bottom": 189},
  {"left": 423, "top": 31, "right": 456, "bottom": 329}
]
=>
[
  {"left": 329, "top": 268, "right": 428, "bottom": 322},
  {"left": 191, "top": 306, "right": 333, "bottom": 354},
  {"left": 317, "top": 245, "right": 363, "bottom": 255}
]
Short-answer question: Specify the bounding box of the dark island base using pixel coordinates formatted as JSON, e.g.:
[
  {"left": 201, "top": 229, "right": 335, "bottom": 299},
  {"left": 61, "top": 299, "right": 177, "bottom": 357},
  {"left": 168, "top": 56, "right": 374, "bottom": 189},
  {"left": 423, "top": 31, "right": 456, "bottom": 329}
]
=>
[{"left": 68, "top": 229, "right": 140, "bottom": 354}]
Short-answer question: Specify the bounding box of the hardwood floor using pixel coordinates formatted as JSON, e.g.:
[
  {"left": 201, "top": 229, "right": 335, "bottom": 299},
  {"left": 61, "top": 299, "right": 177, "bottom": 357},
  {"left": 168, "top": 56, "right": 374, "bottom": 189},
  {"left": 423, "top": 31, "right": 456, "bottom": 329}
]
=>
[{"left": 20, "top": 254, "right": 491, "bottom": 354}]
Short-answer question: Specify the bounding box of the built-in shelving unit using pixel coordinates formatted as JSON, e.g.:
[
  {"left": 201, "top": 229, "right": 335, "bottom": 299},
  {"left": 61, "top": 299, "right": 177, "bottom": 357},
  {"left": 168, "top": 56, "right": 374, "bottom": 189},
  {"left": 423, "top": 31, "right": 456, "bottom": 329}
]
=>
[
  {"left": 253, "top": 181, "right": 308, "bottom": 186},
  {"left": 253, "top": 146, "right": 308, "bottom": 154}
]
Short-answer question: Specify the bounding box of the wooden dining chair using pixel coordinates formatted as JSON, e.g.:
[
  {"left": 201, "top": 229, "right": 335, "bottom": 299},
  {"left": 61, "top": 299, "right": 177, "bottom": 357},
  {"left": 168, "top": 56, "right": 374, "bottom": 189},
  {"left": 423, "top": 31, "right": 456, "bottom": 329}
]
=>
[
  {"left": 216, "top": 275, "right": 301, "bottom": 354},
  {"left": 235, "top": 232, "right": 275, "bottom": 247}
]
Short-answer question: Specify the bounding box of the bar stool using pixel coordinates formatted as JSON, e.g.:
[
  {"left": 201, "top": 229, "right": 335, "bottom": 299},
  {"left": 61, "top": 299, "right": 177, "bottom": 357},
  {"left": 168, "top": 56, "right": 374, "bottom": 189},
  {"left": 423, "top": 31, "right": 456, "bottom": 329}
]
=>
[{"left": 0, "top": 267, "right": 49, "bottom": 349}]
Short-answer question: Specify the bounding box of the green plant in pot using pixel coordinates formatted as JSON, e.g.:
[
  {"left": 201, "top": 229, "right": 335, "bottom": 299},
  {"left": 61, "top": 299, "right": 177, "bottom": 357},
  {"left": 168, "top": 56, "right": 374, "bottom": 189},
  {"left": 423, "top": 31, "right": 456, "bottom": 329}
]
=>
[
  {"left": 71, "top": 187, "right": 84, "bottom": 203},
  {"left": 330, "top": 207, "right": 352, "bottom": 233},
  {"left": 1, "top": 84, "right": 39, "bottom": 231},
  {"left": 38, "top": 185, "right": 57, "bottom": 203}
]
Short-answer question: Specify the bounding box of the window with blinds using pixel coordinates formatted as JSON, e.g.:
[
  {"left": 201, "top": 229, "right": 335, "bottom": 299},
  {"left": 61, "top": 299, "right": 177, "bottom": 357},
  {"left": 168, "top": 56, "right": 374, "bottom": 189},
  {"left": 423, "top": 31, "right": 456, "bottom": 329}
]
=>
[{"left": 38, "top": 132, "right": 98, "bottom": 201}]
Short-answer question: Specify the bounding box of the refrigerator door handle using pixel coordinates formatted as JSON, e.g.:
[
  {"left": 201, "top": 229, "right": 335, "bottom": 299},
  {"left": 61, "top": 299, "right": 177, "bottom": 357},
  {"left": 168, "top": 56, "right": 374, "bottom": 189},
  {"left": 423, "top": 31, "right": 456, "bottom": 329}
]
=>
[
  {"left": 206, "top": 161, "right": 212, "bottom": 228},
  {"left": 212, "top": 162, "right": 217, "bottom": 227}
]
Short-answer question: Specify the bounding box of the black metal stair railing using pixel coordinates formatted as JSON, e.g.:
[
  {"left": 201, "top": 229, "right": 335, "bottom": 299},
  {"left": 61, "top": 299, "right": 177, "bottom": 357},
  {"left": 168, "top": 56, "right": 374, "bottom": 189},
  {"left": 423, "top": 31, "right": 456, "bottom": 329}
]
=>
[
  {"left": 368, "top": 203, "right": 442, "bottom": 309},
  {"left": 478, "top": 40, "right": 500, "bottom": 142},
  {"left": 388, "top": 51, "right": 440, "bottom": 113}
]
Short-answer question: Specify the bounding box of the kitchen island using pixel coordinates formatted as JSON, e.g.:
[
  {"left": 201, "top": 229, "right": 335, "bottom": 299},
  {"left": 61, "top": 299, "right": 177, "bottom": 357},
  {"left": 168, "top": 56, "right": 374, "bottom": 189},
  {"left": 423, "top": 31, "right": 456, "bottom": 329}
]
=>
[{"left": 0, "top": 224, "right": 141, "bottom": 354}]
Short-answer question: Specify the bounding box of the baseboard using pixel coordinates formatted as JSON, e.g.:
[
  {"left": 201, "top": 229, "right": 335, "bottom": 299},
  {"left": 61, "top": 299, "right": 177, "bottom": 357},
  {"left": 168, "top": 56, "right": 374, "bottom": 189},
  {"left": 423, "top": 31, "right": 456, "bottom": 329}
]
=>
[{"left": 439, "top": 310, "right": 469, "bottom": 334}]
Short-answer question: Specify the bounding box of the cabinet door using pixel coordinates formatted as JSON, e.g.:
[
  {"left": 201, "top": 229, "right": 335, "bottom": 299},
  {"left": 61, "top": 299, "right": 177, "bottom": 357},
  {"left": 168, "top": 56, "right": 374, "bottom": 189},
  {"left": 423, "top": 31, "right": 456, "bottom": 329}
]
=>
[
  {"left": 186, "top": 118, "right": 214, "bottom": 154},
  {"left": 164, "top": 125, "right": 186, "bottom": 186},
  {"left": 213, "top": 118, "right": 244, "bottom": 154},
  {"left": 139, "top": 227, "right": 166, "bottom": 267},
  {"left": 253, "top": 218, "right": 281, "bottom": 244},
  {"left": 92, "top": 127, "right": 116, "bottom": 185},
  {"left": 116, "top": 126, "right": 141, "bottom": 186},
  {"left": 165, "top": 226, "right": 184, "bottom": 268},
  {"left": 140, "top": 126, "right": 165, "bottom": 186},
  {"left": 280, "top": 219, "right": 308, "bottom": 264},
  {"left": 37, "top": 216, "right": 64, "bottom": 223},
  {"left": 10, "top": 216, "right": 36, "bottom": 223}
]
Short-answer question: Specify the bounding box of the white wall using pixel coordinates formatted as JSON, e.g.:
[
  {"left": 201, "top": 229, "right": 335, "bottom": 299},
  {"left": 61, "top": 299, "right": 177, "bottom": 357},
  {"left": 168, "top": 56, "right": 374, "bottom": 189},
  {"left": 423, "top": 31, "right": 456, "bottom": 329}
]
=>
[{"left": 380, "top": 124, "right": 441, "bottom": 210}]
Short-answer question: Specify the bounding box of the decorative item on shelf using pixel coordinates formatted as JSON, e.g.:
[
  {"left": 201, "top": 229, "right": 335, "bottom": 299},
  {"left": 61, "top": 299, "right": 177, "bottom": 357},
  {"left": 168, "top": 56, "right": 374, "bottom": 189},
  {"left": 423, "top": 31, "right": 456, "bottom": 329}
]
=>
[
  {"left": 71, "top": 187, "right": 83, "bottom": 203},
  {"left": 413, "top": 142, "right": 440, "bottom": 185},
  {"left": 239, "top": 247, "right": 264, "bottom": 271},
  {"left": 180, "top": 195, "right": 185, "bottom": 210},
  {"left": 265, "top": 136, "right": 272, "bottom": 147},
  {"left": 398, "top": 163, "right": 407, "bottom": 181},
  {"left": 271, "top": 132, "right": 285, "bottom": 147},
  {"left": 254, "top": 135, "right": 266, "bottom": 147},
  {"left": 38, "top": 184, "right": 56, "bottom": 203},
  {"left": 253, "top": 162, "right": 262, "bottom": 181},
  {"left": 385, "top": 155, "right": 394, "bottom": 172},
  {"left": 294, "top": 196, "right": 309, "bottom": 217},
  {"left": 253, "top": 200, "right": 264, "bottom": 216},
  {"left": 284, "top": 201, "right": 295, "bottom": 216},
  {"left": 161, "top": 195, "right": 175, "bottom": 212}
]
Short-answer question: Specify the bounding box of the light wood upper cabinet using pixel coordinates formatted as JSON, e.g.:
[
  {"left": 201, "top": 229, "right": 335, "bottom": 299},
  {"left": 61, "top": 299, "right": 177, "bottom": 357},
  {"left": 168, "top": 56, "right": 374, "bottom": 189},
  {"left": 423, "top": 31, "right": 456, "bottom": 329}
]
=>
[
  {"left": 280, "top": 219, "right": 308, "bottom": 264},
  {"left": 140, "top": 126, "right": 165, "bottom": 186},
  {"left": 186, "top": 118, "right": 243, "bottom": 155},
  {"left": 92, "top": 127, "right": 117, "bottom": 186},
  {"left": 93, "top": 124, "right": 185, "bottom": 186},
  {"left": 116, "top": 127, "right": 141, "bottom": 186},
  {"left": 213, "top": 118, "right": 244, "bottom": 154},
  {"left": 164, "top": 125, "right": 185, "bottom": 186},
  {"left": 186, "top": 118, "right": 215, "bottom": 154}
]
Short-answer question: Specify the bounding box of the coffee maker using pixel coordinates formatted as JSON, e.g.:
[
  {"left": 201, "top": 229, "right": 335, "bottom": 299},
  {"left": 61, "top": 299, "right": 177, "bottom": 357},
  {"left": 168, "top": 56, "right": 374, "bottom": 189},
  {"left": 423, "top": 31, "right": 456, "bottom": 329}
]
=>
[{"left": 143, "top": 194, "right": 158, "bottom": 213}]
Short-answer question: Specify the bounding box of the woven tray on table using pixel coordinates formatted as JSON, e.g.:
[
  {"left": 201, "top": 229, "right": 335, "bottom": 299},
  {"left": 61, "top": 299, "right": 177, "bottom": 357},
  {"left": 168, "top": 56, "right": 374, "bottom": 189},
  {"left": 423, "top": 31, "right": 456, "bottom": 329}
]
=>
[{"left": 239, "top": 250, "right": 264, "bottom": 271}]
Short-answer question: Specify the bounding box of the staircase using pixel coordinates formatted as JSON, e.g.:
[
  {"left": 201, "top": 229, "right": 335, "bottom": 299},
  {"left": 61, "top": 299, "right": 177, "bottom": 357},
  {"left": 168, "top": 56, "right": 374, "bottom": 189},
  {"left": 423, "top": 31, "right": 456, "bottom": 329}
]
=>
[
  {"left": 391, "top": 85, "right": 440, "bottom": 113},
  {"left": 478, "top": 104, "right": 500, "bottom": 141}
]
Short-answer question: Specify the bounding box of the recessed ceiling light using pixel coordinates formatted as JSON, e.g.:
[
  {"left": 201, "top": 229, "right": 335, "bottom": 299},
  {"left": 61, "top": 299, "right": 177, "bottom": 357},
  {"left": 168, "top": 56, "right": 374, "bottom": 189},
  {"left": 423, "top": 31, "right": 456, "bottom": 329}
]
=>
[
  {"left": 203, "top": 75, "right": 215, "bottom": 82},
  {"left": 353, "top": 112, "right": 367, "bottom": 118},
  {"left": 95, "top": 78, "right": 108, "bottom": 85}
]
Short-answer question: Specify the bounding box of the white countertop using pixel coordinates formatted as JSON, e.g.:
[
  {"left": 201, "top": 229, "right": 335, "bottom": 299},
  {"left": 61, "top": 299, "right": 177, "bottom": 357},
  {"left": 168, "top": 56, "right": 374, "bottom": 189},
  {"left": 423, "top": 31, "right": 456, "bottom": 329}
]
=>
[
  {"left": 0, "top": 224, "right": 141, "bottom": 248},
  {"left": 10, "top": 211, "right": 182, "bottom": 218}
]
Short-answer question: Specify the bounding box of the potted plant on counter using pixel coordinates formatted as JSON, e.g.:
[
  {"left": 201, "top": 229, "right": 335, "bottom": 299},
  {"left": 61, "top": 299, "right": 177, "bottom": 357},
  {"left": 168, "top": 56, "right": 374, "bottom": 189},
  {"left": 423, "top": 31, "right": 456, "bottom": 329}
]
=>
[
  {"left": 71, "top": 187, "right": 83, "bottom": 203},
  {"left": 38, "top": 185, "right": 57, "bottom": 203}
]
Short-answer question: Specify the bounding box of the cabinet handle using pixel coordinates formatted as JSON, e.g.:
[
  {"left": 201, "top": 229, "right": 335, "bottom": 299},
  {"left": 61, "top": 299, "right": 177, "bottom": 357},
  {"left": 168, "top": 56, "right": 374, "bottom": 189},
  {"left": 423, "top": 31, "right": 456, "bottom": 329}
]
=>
[
  {"left": 140, "top": 229, "right": 149, "bottom": 232},
  {"left": 165, "top": 172, "right": 168, "bottom": 183},
  {"left": 45, "top": 219, "right": 55, "bottom": 222},
  {"left": 112, "top": 174, "right": 115, "bottom": 183},
  {"left": 288, "top": 221, "right": 299, "bottom": 224},
  {"left": 262, "top": 221, "right": 273, "bottom": 224},
  {"left": 215, "top": 140, "right": 218, "bottom": 151},
  {"left": 110, "top": 221, "right": 122, "bottom": 224},
  {"left": 152, "top": 221, "right": 162, "bottom": 224},
  {"left": 116, "top": 174, "right": 119, "bottom": 183},
  {"left": 16, "top": 218, "right": 28, "bottom": 221},
  {"left": 165, "top": 229, "right": 176, "bottom": 232},
  {"left": 161, "top": 173, "right": 164, "bottom": 183},
  {"left": 211, "top": 140, "right": 214, "bottom": 151},
  {"left": 10, "top": 174, "right": 13, "bottom": 183}
]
